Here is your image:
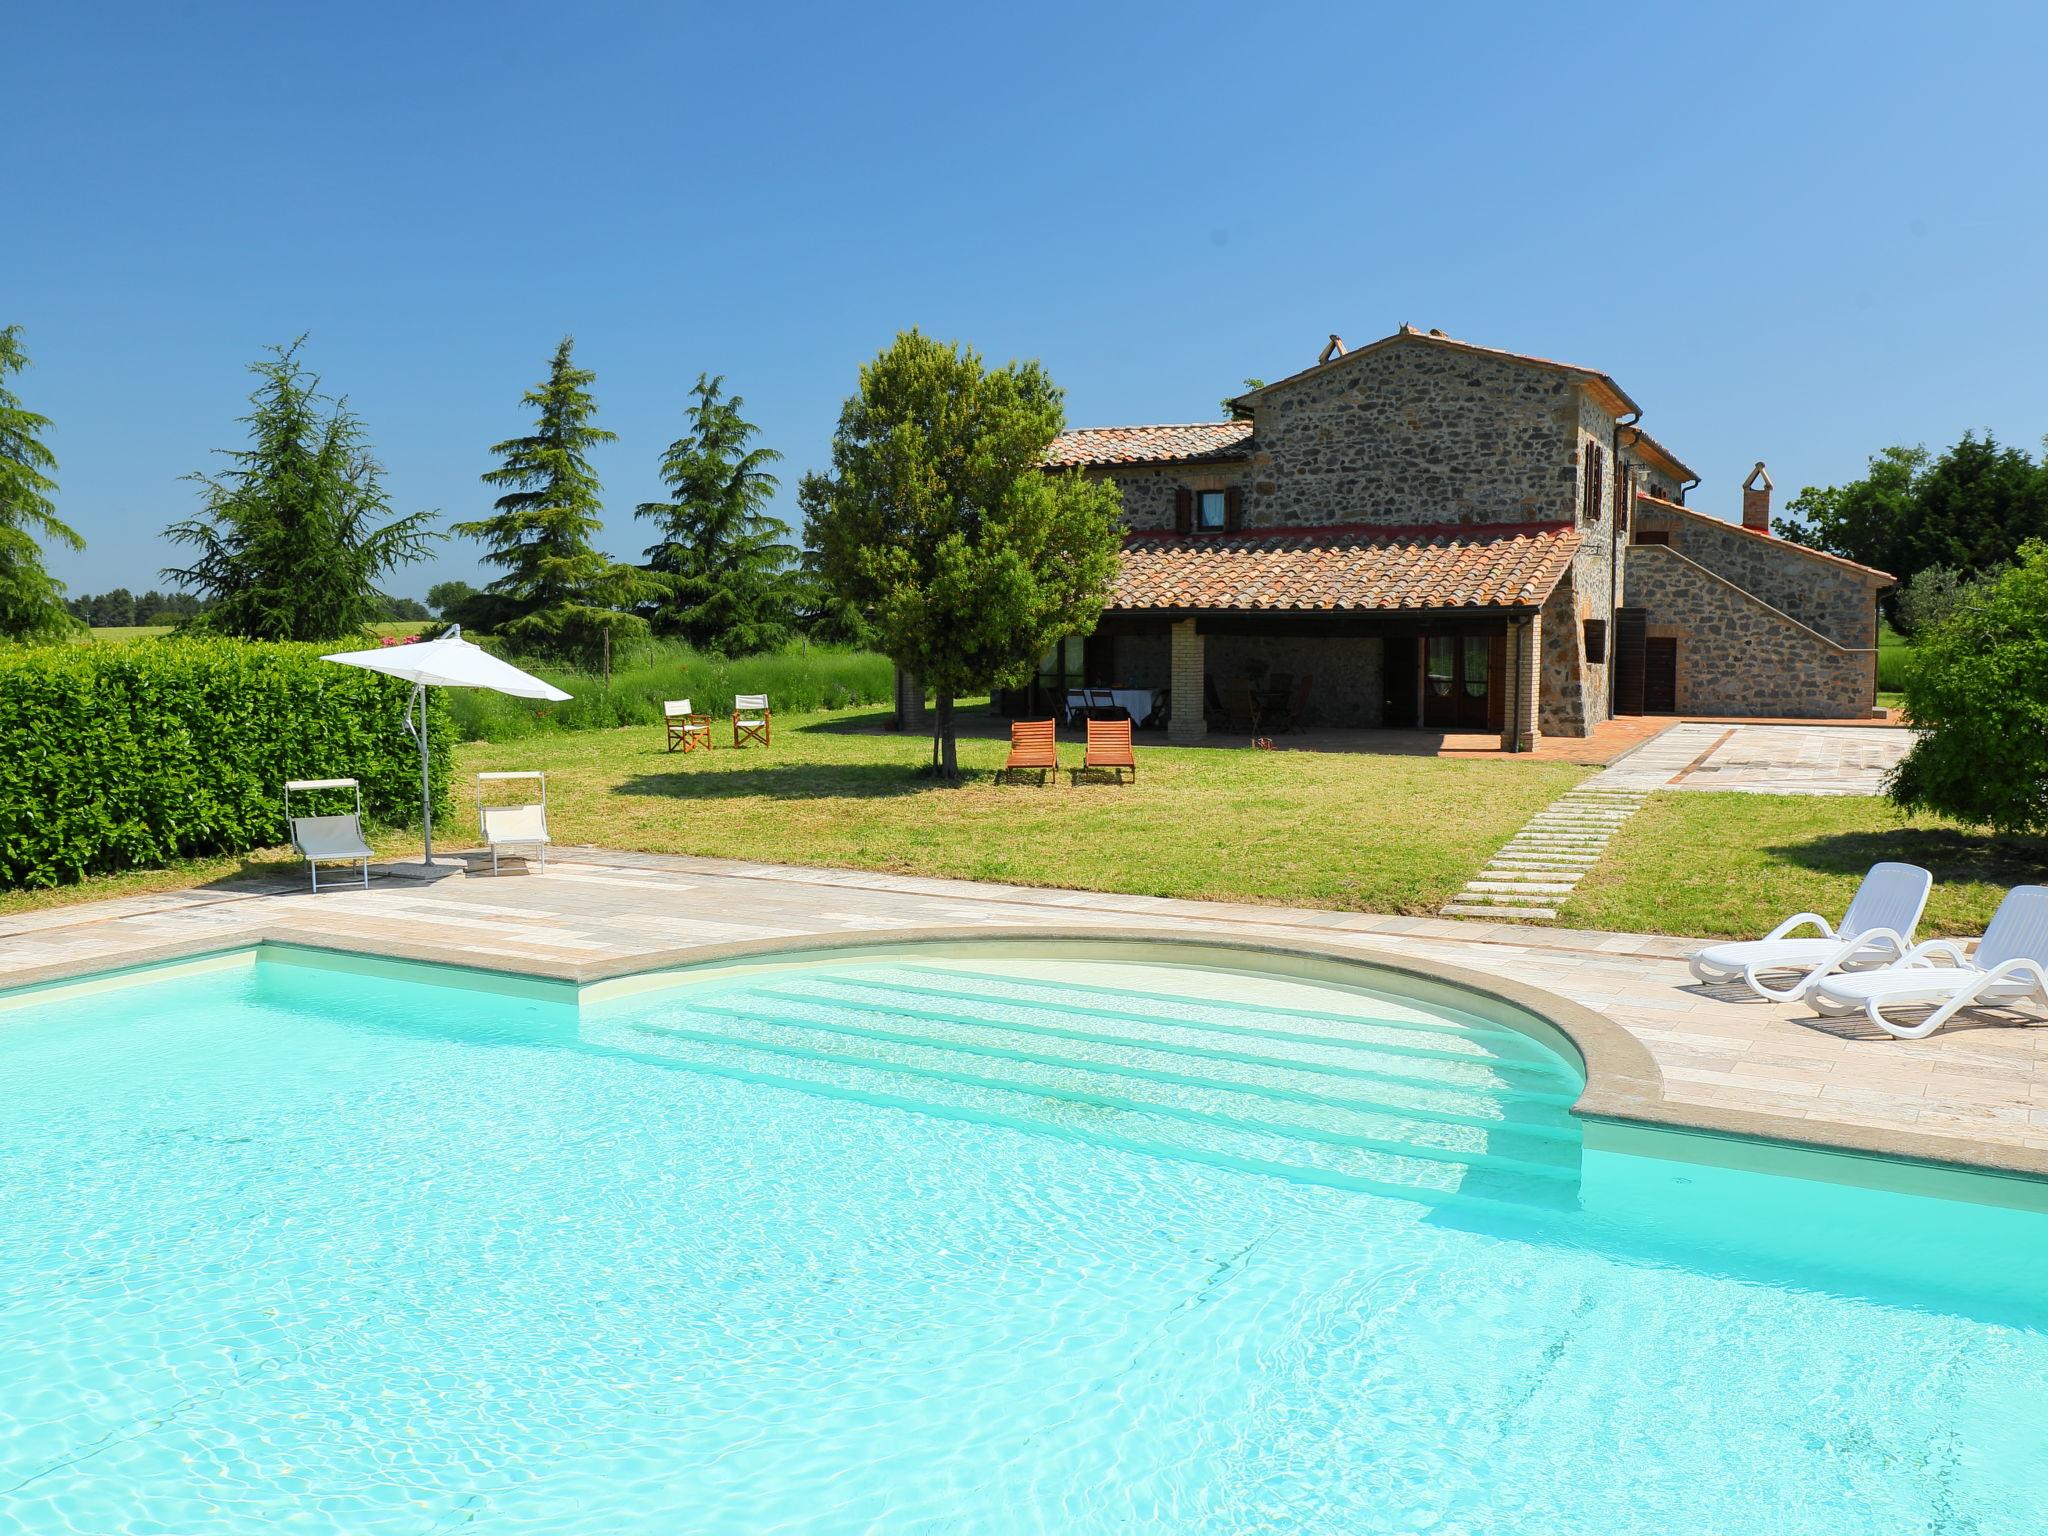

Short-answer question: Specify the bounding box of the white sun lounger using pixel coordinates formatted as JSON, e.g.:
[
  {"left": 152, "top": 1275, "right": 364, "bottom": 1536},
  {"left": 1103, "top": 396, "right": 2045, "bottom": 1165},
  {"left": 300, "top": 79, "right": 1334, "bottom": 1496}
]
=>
[
  {"left": 285, "top": 778, "right": 373, "bottom": 893},
  {"left": 1687, "top": 861, "right": 1931, "bottom": 1001},
  {"left": 477, "top": 771, "right": 549, "bottom": 874},
  {"left": 1810, "top": 885, "right": 2048, "bottom": 1040}
]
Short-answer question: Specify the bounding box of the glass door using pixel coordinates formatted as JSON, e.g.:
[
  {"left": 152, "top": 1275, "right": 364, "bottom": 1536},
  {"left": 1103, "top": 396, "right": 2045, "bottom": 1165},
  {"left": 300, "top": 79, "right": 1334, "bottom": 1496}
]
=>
[{"left": 1420, "top": 633, "right": 1494, "bottom": 728}]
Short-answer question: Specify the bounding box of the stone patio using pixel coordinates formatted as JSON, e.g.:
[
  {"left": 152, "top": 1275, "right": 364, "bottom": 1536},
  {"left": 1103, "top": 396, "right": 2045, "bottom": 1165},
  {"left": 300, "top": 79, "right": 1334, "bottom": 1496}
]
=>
[
  {"left": 1657, "top": 721, "right": 1916, "bottom": 795},
  {"left": 4, "top": 846, "right": 2043, "bottom": 1178}
]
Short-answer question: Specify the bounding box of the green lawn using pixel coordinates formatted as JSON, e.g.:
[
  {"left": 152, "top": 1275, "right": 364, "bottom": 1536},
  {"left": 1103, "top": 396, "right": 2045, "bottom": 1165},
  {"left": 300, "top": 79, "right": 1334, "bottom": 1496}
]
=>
[
  {"left": 1561, "top": 791, "right": 2048, "bottom": 939},
  {"left": 451, "top": 708, "right": 1590, "bottom": 915},
  {"left": 83, "top": 621, "right": 434, "bottom": 643},
  {"left": 14, "top": 705, "right": 2034, "bottom": 939}
]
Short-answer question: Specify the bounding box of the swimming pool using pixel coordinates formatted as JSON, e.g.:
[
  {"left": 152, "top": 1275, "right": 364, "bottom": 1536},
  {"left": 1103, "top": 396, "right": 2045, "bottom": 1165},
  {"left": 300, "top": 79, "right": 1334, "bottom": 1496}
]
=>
[{"left": 2, "top": 940, "right": 2044, "bottom": 1533}]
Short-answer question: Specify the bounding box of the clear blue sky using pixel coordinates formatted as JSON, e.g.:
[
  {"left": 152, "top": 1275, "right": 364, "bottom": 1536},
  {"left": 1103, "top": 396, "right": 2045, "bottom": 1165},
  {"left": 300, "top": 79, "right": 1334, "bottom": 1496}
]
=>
[{"left": 10, "top": 1, "right": 2047, "bottom": 596}]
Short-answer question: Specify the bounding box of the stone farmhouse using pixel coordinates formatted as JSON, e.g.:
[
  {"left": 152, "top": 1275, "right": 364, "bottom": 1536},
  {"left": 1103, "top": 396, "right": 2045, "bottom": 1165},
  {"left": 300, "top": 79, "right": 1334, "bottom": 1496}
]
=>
[{"left": 1035, "top": 325, "right": 1892, "bottom": 749}]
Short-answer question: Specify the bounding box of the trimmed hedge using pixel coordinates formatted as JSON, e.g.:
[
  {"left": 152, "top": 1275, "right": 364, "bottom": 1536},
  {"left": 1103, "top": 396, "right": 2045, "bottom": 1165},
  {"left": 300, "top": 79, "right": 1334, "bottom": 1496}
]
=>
[{"left": 0, "top": 638, "right": 451, "bottom": 888}]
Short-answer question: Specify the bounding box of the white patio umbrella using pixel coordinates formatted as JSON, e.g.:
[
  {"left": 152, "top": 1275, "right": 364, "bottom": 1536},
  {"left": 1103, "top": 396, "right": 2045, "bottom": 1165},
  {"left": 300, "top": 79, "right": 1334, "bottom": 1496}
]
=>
[{"left": 320, "top": 626, "right": 571, "bottom": 877}]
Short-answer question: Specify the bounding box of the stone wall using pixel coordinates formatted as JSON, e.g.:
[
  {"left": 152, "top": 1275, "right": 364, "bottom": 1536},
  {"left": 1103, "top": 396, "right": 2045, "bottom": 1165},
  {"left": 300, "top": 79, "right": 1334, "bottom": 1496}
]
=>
[
  {"left": 1538, "top": 573, "right": 1592, "bottom": 736},
  {"left": 1110, "top": 630, "right": 1172, "bottom": 693},
  {"left": 1618, "top": 443, "right": 1684, "bottom": 504},
  {"left": 1201, "top": 631, "right": 1385, "bottom": 727},
  {"left": 1627, "top": 545, "right": 1874, "bottom": 717},
  {"left": 1100, "top": 462, "right": 1249, "bottom": 532},
  {"left": 1239, "top": 338, "right": 1581, "bottom": 529},
  {"left": 1633, "top": 501, "right": 1882, "bottom": 648}
]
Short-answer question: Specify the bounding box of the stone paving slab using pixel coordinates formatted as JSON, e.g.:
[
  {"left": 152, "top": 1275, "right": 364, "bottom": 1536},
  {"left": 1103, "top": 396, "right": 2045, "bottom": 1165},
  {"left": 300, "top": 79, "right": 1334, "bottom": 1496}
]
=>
[
  {"left": 4, "top": 846, "right": 2045, "bottom": 1172},
  {"left": 1667, "top": 723, "right": 1916, "bottom": 796}
]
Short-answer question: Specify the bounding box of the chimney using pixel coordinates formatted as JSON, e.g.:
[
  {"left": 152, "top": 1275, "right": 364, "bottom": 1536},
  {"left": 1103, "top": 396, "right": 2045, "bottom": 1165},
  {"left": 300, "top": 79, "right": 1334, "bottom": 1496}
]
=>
[
  {"left": 1319, "top": 333, "right": 1347, "bottom": 363},
  {"left": 1742, "top": 462, "right": 1773, "bottom": 535}
]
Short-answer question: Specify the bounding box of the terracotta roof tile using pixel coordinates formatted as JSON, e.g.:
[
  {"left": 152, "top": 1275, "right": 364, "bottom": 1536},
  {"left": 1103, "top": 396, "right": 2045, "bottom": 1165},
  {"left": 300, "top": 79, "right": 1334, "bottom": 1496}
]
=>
[
  {"left": 1046, "top": 421, "right": 1255, "bottom": 468},
  {"left": 1108, "top": 524, "right": 1581, "bottom": 614}
]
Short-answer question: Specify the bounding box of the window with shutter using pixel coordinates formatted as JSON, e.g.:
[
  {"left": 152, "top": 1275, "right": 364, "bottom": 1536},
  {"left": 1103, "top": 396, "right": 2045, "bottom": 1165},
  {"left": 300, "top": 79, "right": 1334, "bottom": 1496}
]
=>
[{"left": 1583, "top": 618, "right": 1608, "bottom": 665}]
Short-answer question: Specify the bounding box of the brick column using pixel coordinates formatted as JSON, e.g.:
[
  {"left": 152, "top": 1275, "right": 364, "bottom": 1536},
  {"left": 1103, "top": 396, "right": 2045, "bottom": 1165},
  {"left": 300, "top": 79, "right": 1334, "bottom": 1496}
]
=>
[
  {"left": 1503, "top": 614, "right": 1542, "bottom": 752},
  {"left": 1168, "top": 619, "right": 1206, "bottom": 743}
]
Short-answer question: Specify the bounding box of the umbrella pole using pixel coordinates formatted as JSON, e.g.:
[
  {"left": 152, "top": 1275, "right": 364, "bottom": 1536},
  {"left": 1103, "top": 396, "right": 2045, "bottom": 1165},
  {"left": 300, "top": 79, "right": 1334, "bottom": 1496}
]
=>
[
  {"left": 403, "top": 681, "right": 435, "bottom": 867},
  {"left": 417, "top": 682, "right": 433, "bottom": 865}
]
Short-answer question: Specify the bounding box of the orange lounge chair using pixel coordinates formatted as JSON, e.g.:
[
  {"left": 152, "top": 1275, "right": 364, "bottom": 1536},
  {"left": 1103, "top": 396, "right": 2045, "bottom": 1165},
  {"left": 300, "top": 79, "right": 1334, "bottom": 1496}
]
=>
[
  {"left": 1075, "top": 718, "right": 1136, "bottom": 784},
  {"left": 1000, "top": 719, "right": 1059, "bottom": 785}
]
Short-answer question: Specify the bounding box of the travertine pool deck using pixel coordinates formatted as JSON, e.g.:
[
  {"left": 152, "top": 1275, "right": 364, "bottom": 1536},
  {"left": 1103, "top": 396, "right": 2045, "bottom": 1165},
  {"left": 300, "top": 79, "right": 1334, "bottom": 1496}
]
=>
[{"left": 5, "top": 847, "right": 2044, "bottom": 1179}]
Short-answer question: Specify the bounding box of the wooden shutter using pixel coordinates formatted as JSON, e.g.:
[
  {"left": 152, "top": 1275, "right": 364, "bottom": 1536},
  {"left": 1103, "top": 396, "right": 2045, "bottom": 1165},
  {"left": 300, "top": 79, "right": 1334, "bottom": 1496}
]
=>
[
  {"left": 1580, "top": 442, "right": 1592, "bottom": 523},
  {"left": 1618, "top": 467, "right": 1631, "bottom": 531},
  {"left": 1173, "top": 487, "right": 1192, "bottom": 534},
  {"left": 1614, "top": 608, "right": 1648, "bottom": 714},
  {"left": 1224, "top": 486, "right": 1243, "bottom": 531},
  {"left": 1589, "top": 445, "right": 1604, "bottom": 521}
]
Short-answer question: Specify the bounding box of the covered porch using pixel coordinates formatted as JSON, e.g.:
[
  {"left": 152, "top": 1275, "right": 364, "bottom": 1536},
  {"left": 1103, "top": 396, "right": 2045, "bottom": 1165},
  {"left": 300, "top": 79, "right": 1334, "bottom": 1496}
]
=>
[
  {"left": 1092, "top": 610, "right": 1544, "bottom": 751},
  {"left": 1012, "top": 520, "right": 1584, "bottom": 752}
]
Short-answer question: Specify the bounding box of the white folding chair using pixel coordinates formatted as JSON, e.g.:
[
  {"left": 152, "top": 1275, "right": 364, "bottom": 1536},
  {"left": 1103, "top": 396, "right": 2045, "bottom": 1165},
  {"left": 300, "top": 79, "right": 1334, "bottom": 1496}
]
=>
[
  {"left": 733, "top": 693, "right": 772, "bottom": 747},
  {"left": 284, "top": 778, "right": 373, "bottom": 893},
  {"left": 477, "top": 771, "right": 550, "bottom": 874}
]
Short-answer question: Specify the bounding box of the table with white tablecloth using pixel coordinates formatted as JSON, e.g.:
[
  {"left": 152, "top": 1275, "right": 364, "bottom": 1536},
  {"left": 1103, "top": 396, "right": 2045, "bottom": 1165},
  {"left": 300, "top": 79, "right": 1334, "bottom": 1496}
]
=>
[{"left": 1064, "top": 688, "right": 1162, "bottom": 725}]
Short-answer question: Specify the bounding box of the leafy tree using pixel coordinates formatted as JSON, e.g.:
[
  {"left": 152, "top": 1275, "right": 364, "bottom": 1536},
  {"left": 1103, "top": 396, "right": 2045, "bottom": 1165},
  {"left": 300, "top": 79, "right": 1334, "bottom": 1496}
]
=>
[
  {"left": 165, "top": 338, "right": 438, "bottom": 642},
  {"left": 89, "top": 588, "right": 137, "bottom": 627},
  {"left": 790, "top": 533, "right": 874, "bottom": 648},
  {"left": 800, "top": 328, "right": 1125, "bottom": 778},
  {"left": 1781, "top": 433, "right": 2048, "bottom": 615},
  {"left": 134, "top": 589, "right": 200, "bottom": 625},
  {"left": 452, "top": 337, "right": 649, "bottom": 661},
  {"left": 636, "top": 373, "right": 796, "bottom": 654},
  {"left": 0, "top": 325, "right": 84, "bottom": 643},
  {"left": 1890, "top": 541, "right": 2048, "bottom": 834},
  {"left": 381, "top": 595, "right": 431, "bottom": 621},
  {"left": 1892, "top": 564, "right": 1993, "bottom": 639},
  {"left": 425, "top": 579, "right": 479, "bottom": 618},
  {"left": 1223, "top": 377, "right": 1266, "bottom": 420}
]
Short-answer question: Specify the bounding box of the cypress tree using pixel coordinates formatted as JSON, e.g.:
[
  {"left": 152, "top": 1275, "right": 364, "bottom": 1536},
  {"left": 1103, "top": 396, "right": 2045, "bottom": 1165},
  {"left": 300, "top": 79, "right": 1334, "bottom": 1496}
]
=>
[
  {"left": 165, "top": 338, "right": 437, "bottom": 642},
  {"left": 0, "top": 325, "right": 84, "bottom": 642},
  {"left": 454, "top": 336, "right": 649, "bottom": 660},
  {"left": 636, "top": 372, "right": 796, "bottom": 655}
]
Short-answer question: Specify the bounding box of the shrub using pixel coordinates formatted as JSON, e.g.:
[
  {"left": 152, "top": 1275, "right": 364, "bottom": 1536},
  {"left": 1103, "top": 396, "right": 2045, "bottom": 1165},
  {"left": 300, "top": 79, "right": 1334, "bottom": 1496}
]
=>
[
  {"left": 1890, "top": 541, "right": 2048, "bottom": 834},
  {"left": 1892, "top": 564, "right": 1992, "bottom": 639},
  {"left": 0, "top": 638, "right": 449, "bottom": 888},
  {"left": 440, "top": 639, "right": 894, "bottom": 742}
]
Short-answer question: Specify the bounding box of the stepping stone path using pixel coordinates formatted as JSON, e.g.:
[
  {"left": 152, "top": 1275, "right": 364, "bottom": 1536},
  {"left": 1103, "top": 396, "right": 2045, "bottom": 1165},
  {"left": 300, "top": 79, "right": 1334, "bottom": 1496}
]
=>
[{"left": 1440, "top": 784, "right": 1650, "bottom": 922}]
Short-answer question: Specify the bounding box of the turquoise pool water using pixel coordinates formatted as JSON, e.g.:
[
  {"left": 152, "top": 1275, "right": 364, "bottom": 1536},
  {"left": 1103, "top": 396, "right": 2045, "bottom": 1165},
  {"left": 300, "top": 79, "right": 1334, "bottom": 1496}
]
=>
[{"left": 2, "top": 947, "right": 2044, "bottom": 1533}]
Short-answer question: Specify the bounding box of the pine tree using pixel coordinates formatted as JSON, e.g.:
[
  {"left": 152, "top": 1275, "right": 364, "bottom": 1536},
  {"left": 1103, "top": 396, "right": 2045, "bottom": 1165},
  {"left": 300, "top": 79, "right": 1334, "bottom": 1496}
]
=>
[
  {"left": 636, "top": 373, "right": 796, "bottom": 654},
  {"left": 802, "top": 329, "right": 1125, "bottom": 778},
  {"left": 453, "top": 337, "right": 649, "bottom": 660},
  {"left": 165, "top": 338, "right": 437, "bottom": 641},
  {"left": 0, "top": 325, "right": 84, "bottom": 642}
]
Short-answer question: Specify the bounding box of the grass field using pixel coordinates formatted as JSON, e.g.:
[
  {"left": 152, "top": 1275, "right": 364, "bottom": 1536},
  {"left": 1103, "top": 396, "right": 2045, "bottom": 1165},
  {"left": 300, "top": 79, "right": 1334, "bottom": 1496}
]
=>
[
  {"left": 10, "top": 706, "right": 2035, "bottom": 940},
  {"left": 448, "top": 708, "right": 1590, "bottom": 914},
  {"left": 84, "top": 621, "right": 435, "bottom": 643},
  {"left": 1876, "top": 620, "right": 1914, "bottom": 695},
  {"left": 1561, "top": 791, "right": 2047, "bottom": 938}
]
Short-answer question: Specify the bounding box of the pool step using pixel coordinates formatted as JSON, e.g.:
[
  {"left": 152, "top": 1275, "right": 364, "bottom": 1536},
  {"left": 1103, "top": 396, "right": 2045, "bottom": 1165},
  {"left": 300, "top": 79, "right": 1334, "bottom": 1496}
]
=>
[{"left": 597, "top": 967, "right": 1582, "bottom": 1210}]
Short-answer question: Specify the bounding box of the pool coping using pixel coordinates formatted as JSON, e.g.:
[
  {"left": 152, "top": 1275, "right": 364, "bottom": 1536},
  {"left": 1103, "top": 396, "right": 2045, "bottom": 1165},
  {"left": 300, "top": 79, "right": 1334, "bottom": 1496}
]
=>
[{"left": 8, "top": 917, "right": 2047, "bottom": 1196}]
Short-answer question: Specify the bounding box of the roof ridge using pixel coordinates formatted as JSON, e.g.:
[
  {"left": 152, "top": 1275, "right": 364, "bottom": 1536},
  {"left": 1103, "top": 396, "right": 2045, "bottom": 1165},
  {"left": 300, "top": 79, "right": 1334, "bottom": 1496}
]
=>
[{"left": 1058, "top": 421, "right": 1252, "bottom": 433}]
